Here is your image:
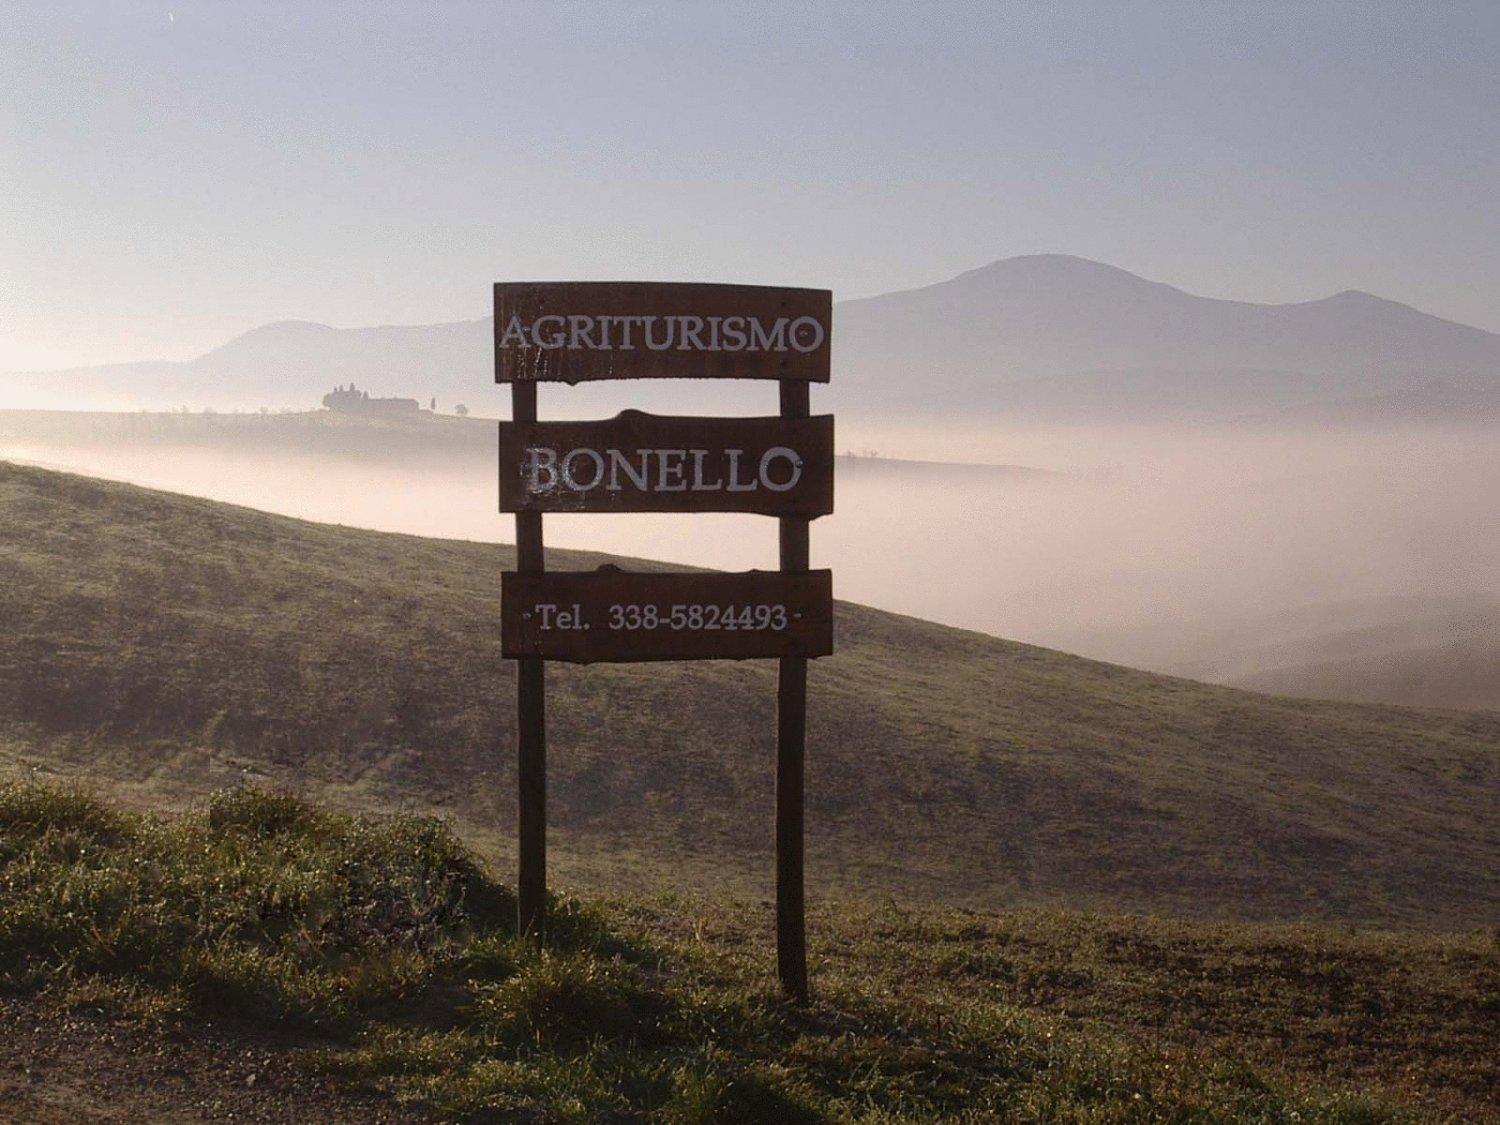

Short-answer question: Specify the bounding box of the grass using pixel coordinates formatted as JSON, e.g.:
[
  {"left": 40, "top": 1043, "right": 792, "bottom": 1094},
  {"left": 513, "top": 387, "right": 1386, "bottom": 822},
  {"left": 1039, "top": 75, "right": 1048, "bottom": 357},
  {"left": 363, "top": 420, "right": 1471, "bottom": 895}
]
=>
[
  {"left": 0, "top": 781, "right": 508, "bottom": 1027},
  {"left": 3, "top": 781, "right": 1496, "bottom": 1122},
  {"left": 0, "top": 459, "right": 1496, "bottom": 929}
]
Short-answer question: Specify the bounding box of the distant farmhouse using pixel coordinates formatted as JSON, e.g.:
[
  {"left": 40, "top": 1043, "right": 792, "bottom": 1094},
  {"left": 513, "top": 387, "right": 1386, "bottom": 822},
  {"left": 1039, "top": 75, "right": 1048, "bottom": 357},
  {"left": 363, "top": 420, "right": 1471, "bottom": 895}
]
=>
[{"left": 322, "top": 383, "right": 421, "bottom": 414}]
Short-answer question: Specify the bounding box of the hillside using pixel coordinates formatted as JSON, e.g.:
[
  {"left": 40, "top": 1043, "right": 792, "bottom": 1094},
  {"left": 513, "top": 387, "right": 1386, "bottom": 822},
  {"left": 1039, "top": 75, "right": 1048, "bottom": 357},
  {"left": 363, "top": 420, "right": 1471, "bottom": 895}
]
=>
[
  {"left": 1077, "top": 595, "right": 1500, "bottom": 712},
  {"left": 0, "top": 460, "right": 1497, "bottom": 927},
  {"left": 1231, "top": 634, "right": 1500, "bottom": 713},
  {"left": 1, "top": 783, "right": 1494, "bottom": 1122},
  {"left": 7, "top": 255, "right": 1499, "bottom": 420}
]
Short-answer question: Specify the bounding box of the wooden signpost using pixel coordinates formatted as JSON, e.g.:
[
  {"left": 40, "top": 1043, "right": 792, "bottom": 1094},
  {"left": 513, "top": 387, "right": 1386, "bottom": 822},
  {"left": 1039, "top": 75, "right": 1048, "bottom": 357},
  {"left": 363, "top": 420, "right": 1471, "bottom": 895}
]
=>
[{"left": 496, "top": 281, "right": 833, "bottom": 1002}]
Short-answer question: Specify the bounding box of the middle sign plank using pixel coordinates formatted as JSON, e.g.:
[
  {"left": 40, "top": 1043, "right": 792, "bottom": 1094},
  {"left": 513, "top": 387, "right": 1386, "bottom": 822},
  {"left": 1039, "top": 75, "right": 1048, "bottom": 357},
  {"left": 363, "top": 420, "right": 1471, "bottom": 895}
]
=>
[{"left": 499, "top": 410, "right": 834, "bottom": 518}]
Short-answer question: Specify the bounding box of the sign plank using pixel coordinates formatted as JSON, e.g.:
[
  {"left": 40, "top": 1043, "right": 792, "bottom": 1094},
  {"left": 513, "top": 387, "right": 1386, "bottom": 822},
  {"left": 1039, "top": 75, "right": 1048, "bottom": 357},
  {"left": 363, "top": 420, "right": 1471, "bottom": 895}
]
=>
[
  {"left": 494, "top": 282, "right": 831, "bottom": 384},
  {"left": 502, "top": 568, "right": 833, "bottom": 663},
  {"left": 499, "top": 411, "right": 834, "bottom": 517}
]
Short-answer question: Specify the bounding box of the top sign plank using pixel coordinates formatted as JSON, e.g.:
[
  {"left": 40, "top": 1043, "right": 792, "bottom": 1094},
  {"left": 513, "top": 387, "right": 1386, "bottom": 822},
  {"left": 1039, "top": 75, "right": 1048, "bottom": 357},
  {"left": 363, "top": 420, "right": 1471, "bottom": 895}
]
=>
[{"left": 494, "top": 282, "right": 831, "bottom": 384}]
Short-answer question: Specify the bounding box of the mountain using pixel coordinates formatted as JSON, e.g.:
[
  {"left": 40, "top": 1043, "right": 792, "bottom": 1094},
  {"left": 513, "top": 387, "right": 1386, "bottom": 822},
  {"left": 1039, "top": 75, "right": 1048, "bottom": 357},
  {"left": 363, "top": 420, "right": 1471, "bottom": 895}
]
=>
[
  {"left": 2, "top": 460, "right": 1496, "bottom": 928},
  {"left": 7, "top": 256, "right": 1499, "bottom": 419},
  {"left": 835, "top": 256, "right": 1500, "bottom": 417}
]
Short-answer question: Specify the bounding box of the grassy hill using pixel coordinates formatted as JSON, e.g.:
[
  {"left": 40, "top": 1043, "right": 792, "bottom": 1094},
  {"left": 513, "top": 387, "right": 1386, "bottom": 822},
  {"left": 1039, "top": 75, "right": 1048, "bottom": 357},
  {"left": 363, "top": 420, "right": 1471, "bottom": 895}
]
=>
[
  {"left": 2, "top": 782, "right": 1494, "bottom": 1122},
  {"left": 1078, "top": 594, "right": 1500, "bottom": 712},
  {"left": 0, "top": 460, "right": 1496, "bottom": 927},
  {"left": 1110, "top": 594, "right": 1500, "bottom": 713},
  {"left": 1232, "top": 632, "right": 1500, "bottom": 713}
]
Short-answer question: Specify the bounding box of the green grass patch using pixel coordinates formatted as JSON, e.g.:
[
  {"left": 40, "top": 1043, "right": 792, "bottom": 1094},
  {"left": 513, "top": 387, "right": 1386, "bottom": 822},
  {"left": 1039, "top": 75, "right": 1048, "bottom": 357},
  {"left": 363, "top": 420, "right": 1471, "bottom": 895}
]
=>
[
  {"left": 0, "top": 780, "right": 507, "bottom": 1026},
  {"left": 3, "top": 780, "right": 1490, "bottom": 1121}
]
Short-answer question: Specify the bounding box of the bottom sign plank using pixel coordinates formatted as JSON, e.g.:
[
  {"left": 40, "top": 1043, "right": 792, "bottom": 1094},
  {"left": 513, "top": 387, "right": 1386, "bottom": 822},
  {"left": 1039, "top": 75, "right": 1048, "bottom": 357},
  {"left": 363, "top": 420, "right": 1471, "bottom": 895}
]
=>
[{"left": 502, "top": 567, "right": 833, "bottom": 663}]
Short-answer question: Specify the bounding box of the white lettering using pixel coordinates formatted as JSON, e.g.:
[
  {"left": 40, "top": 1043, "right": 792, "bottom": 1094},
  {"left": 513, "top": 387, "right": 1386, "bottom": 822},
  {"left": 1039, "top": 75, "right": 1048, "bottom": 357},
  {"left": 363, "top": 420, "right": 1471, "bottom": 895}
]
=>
[
  {"left": 721, "top": 317, "right": 747, "bottom": 351},
  {"left": 787, "top": 316, "right": 825, "bottom": 353},
  {"left": 759, "top": 446, "right": 803, "bottom": 492},
  {"left": 498, "top": 315, "right": 529, "bottom": 348},
  {"left": 525, "top": 447, "right": 558, "bottom": 493},
  {"left": 656, "top": 449, "right": 688, "bottom": 490},
  {"left": 643, "top": 316, "right": 674, "bottom": 351},
  {"left": 500, "top": 312, "right": 824, "bottom": 354},
  {"left": 568, "top": 315, "right": 597, "bottom": 349},
  {"left": 531, "top": 315, "right": 566, "bottom": 348},
  {"left": 747, "top": 318, "right": 787, "bottom": 352},
  {"left": 677, "top": 315, "right": 706, "bottom": 351},
  {"left": 521, "top": 443, "right": 817, "bottom": 496},
  {"left": 725, "top": 448, "right": 757, "bottom": 492},
  {"left": 613, "top": 315, "right": 638, "bottom": 350},
  {"left": 606, "top": 448, "right": 650, "bottom": 491},
  {"left": 561, "top": 448, "right": 605, "bottom": 491},
  {"left": 690, "top": 449, "right": 723, "bottom": 491}
]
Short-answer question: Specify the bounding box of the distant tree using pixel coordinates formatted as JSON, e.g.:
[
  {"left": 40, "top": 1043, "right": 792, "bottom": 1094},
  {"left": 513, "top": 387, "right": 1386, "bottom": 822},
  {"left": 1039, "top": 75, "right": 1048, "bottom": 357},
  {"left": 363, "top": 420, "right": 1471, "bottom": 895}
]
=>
[
  {"left": 454, "top": 404, "right": 469, "bottom": 416},
  {"left": 430, "top": 396, "right": 437, "bottom": 411}
]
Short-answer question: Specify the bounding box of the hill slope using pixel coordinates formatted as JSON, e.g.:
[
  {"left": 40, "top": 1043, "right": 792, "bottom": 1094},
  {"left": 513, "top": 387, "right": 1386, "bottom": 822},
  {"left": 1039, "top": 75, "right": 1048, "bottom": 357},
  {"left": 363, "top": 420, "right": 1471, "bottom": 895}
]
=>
[
  {"left": 1079, "top": 595, "right": 1500, "bottom": 712},
  {"left": 8, "top": 255, "right": 1499, "bottom": 419},
  {"left": 1231, "top": 633, "right": 1500, "bottom": 713},
  {"left": 0, "top": 460, "right": 1496, "bottom": 927}
]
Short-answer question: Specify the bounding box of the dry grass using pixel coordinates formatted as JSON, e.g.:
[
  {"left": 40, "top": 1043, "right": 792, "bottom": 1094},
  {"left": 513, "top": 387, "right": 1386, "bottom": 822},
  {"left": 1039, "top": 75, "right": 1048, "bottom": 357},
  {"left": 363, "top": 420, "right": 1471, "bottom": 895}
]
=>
[{"left": 1, "top": 459, "right": 1497, "bottom": 930}]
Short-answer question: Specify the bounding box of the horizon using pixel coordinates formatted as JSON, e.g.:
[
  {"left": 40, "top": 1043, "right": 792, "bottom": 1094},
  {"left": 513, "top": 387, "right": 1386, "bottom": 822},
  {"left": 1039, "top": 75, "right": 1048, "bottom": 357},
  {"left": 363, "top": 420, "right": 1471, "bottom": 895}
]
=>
[{"left": 10, "top": 251, "right": 1499, "bottom": 376}]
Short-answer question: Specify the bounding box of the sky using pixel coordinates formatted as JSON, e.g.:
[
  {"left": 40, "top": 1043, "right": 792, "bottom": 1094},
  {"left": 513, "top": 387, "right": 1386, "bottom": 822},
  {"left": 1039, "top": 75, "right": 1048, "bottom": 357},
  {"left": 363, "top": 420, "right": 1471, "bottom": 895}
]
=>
[{"left": 3, "top": 0, "right": 1498, "bottom": 371}]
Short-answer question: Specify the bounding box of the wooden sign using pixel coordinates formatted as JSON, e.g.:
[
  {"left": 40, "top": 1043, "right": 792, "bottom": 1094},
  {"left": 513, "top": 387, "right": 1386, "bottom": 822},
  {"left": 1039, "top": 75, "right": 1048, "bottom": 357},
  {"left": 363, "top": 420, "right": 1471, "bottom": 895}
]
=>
[
  {"left": 502, "top": 568, "right": 833, "bottom": 663},
  {"left": 497, "top": 275, "right": 829, "bottom": 1002},
  {"left": 499, "top": 410, "right": 835, "bottom": 517},
  {"left": 494, "top": 282, "right": 831, "bottom": 384}
]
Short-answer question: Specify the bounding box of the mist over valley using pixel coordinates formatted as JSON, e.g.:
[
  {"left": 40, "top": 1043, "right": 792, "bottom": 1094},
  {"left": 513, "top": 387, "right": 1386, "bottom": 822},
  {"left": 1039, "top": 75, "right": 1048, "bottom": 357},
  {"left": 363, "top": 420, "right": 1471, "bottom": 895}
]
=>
[
  {"left": 3, "top": 398, "right": 1494, "bottom": 712},
  {"left": 5, "top": 254, "right": 1497, "bottom": 712}
]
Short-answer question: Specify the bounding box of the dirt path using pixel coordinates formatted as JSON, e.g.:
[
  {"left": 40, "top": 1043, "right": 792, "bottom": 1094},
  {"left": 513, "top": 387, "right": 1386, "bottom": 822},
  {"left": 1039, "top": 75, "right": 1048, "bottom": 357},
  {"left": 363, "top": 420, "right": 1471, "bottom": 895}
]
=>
[{"left": 0, "top": 996, "right": 424, "bottom": 1123}]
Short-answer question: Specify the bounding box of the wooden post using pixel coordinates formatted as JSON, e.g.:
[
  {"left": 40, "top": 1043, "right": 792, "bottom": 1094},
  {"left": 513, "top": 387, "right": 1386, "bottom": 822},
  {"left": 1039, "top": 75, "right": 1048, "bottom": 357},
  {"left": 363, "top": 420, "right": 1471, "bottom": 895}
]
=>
[
  {"left": 777, "top": 380, "right": 810, "bottom": 1003},
  {"left": 513, "top": 382, "right": 546, "bottom": 939}
]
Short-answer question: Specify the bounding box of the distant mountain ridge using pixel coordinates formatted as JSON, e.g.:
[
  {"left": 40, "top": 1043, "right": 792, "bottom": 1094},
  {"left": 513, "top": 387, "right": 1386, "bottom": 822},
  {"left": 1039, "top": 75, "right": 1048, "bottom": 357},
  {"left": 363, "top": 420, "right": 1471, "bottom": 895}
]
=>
[
  {"left": 835, "top": 256, "right": 1500, "bottom": 417},
  {"left": 8, "top": 255, "right": 1499, "bottom": 419}
]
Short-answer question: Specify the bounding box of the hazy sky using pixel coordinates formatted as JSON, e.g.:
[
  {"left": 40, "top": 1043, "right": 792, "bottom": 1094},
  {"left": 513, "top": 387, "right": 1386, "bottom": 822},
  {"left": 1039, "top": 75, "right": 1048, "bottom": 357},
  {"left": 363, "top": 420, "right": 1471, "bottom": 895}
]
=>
[{"left": 4, "top": 1, "right": 1498, "bottom": 371}]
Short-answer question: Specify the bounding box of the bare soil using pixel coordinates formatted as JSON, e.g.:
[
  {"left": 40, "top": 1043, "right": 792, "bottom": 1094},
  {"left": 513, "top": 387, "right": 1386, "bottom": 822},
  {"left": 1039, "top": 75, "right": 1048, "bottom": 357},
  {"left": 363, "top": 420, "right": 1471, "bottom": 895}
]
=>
[{"left": 0, "top": 996, "right": 422, "bottom": 1124}]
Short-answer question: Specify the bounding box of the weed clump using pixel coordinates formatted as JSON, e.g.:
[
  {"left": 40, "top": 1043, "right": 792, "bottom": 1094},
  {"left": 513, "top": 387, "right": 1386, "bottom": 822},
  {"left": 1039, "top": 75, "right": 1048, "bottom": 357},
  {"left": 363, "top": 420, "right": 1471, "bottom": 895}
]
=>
[
  {"left": 0, "top": 779, "right": 503, "bottom": 1027},
  {"left": 470, "top": 948, "right": 661, "bottom": 1047}
]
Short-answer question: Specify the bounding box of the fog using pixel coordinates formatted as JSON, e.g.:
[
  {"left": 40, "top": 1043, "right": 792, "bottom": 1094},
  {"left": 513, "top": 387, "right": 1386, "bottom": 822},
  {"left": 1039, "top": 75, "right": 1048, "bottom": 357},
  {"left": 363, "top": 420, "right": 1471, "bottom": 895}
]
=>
[{"left": 4, "top": 411, "right": 1495, "bottom": 697}]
